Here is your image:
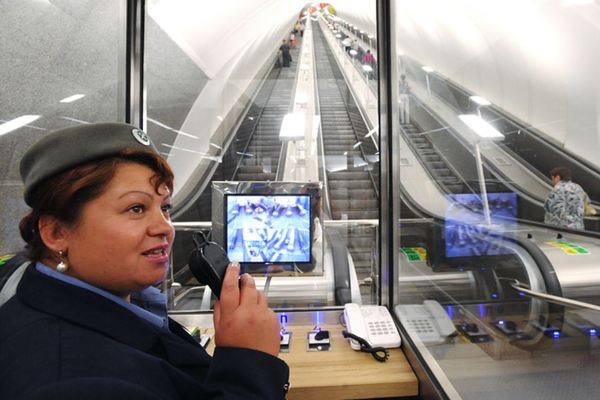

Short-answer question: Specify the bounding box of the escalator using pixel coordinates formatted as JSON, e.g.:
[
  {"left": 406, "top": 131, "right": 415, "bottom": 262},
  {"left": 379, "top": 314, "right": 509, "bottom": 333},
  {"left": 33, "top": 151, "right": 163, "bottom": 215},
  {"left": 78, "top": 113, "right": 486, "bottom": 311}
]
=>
[
  {"left": 401, "top": 122, "right": 470, "bottom": 194},
  {"left": 175, "top": 39, "right": 302, "bottom": 222},
  {"left": 171, "top": 39, "right": 302, "bottom": 286},
  {"left": 314, "top": 23, "right": 379, "bottom": 301},
  {"left": 233, "top": 61, "right": 297, "bottom": 181},
  {"left": 418, "top": 60, "right": 600, "bottom": 207}
]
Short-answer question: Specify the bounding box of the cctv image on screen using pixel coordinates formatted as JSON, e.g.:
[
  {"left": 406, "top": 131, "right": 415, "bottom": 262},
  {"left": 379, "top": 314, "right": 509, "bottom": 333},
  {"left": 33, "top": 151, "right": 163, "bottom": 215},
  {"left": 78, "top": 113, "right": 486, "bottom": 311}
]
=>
[
  {"left": 225, "top": 194, "right": 311, "bottom": 264},
  {"left": 445, "top": 192, "right": 517, "bottom": 258}
]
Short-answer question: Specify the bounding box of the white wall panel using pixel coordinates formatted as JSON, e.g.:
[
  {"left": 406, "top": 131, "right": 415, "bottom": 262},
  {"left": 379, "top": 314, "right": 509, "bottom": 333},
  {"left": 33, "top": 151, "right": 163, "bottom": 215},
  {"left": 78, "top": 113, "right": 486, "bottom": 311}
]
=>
[{"left": 333, "top": 0, "right": 600, "bottom": 169}]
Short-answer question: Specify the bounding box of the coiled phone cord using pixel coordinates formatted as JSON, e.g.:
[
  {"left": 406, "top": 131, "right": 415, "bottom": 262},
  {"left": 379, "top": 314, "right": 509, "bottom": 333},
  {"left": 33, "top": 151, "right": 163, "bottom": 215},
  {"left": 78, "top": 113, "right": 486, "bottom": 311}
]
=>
[{"left": 341, "top": 330, "right": 389, "bottom": 362}]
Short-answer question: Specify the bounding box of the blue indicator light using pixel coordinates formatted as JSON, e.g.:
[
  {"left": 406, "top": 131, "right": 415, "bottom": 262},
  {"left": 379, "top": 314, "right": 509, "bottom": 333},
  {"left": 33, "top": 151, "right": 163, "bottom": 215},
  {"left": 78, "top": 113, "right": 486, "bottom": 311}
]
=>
[
  {"left": 279, "top": 314, "right": 288, "bottom": 326},
  {"left": 491, "top": 293, "right": 498, "bottom": 299},
  {"left": 498, "top": 320, "right": 505, "bottom": 325},
  {"left": 590, "top": 329, "right": 597, "bottom": 336},
  {"left": 313, "top": 311, "right": 321, "bottom": 327},
  {"left": 519, "top": 292, "right": 525, "bottom": 297},
  {"left": 478, "top": 304, "right": 485, "bottom": 318},
  {"left": 552, "top": 330, "right": 560, "bottom": 338},
  {"left": 447, "top": 305, "right": 454, "bottom": 319}
]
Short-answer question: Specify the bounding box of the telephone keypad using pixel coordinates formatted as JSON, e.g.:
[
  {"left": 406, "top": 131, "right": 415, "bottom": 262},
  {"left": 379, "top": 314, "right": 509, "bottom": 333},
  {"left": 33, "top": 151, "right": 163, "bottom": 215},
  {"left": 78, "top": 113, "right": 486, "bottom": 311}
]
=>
[
  {"left": 407, "top": 319, "right": 436, "bottom": 334},
  {"left": 367, "top": 320, "right": 396, "bottom": 336}
]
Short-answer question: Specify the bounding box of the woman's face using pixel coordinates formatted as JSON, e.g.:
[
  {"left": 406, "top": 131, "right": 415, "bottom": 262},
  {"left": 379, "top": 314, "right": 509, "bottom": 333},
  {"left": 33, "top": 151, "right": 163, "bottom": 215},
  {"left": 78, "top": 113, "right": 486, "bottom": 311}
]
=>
[{"left": 63, "top": 162, "right": 175, "bottom": 297}]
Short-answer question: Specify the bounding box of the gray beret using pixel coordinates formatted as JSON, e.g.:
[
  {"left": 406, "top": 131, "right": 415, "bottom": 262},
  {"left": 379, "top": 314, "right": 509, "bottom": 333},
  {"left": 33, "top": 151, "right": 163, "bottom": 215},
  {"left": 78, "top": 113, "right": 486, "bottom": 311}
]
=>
[{"left": 20, "top": 122, "right": 159, "bottom": 206}]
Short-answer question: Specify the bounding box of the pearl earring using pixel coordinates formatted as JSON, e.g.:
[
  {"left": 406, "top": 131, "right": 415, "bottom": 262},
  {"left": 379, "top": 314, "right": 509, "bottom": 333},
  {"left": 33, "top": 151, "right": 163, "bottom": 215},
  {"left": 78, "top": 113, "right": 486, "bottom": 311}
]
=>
[{"left": 56, "top": 250, "right": 69, "bottom": 273}]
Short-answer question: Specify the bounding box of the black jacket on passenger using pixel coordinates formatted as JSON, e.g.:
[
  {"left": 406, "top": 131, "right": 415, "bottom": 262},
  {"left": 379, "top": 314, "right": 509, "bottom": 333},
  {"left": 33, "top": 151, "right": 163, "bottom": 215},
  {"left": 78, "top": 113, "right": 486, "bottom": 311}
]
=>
[{"left": 0, "top": 265, "right": 289, "bottom": 399}]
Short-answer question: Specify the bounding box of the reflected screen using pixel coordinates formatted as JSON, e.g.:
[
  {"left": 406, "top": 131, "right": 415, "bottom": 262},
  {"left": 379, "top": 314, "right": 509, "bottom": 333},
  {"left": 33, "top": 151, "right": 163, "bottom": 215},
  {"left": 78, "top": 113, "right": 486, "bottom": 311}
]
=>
[
  {"left": 444, "top": 192, "right": 517, "bottom": 258},
  {"left": 225, "top": 194, "right": 312, "bottom": 264}
]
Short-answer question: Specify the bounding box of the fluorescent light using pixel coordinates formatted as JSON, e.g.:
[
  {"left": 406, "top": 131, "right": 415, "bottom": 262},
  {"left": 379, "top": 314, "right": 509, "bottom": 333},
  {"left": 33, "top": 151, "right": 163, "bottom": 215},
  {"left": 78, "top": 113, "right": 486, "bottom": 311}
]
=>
[
  {"left": 362, "top": 65, "right": 373, "bottom": 72},
  {"left": 470, "top": 95, "right": 491, "bottom": 106},
  {"left": 349, "top": 49, "right": 358, "bottom": 56},
  {"left": 59, "top": 94, "right": 85, "bottom": 103},
  {"left": 0, "top": 115, "right": 41, "bottom": 136},
  {"left": 422, "top": 66, "right": 434, "bottom": 73},
  {"left": 459, "top": 114, "right": 504, "bottom": 141},
  {"left": 209, "top": 142, "right": 222, "bottom": 150},
  {"left": 360, "top": 30, "right": 365, "bottom": 33},
  {"left": 336, "top": 33, "right": 342, "bottom": 38},
  {"left": 279, "top": 113, "right": 305, "bottom": 140},
  {"left": 353, "top": 141, "right": 362, "bottom": 148},
  {"left": 368, "top": 34, "right": 375, "bottom": 39}
]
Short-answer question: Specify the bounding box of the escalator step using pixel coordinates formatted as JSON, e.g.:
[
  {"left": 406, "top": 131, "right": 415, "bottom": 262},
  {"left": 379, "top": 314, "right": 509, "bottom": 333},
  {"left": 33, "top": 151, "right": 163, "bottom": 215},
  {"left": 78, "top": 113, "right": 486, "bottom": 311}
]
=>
[
  {"left": 332, "top": 210, "right": 379, "bottom": 219},
  {"left": 331, "top": 199, "right": 378, "bottom": 210},
  {"left": 236, "top": 172, "right": 276, "bottom": 181}
]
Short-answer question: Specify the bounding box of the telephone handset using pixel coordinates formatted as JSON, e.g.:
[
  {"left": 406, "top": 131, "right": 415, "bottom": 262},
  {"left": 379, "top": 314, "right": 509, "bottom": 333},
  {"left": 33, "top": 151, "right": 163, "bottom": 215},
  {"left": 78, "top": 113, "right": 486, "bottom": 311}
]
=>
[
  {"left": 394, "top": 300, "right": 456, "bottom": 344},
  {"left": 188, "top": 231, "right": 231, "bottom": 299},
  {"left": 343, "top": 304, "right": 402, "bottom": 350}
]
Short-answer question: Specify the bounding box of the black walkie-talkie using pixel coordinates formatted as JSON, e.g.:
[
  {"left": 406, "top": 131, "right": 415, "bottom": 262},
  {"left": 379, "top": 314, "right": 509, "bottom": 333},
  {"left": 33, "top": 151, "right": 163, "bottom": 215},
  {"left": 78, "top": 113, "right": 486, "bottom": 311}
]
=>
[{"left": 188, "top": 231, "right": 231, "bottom": 299}]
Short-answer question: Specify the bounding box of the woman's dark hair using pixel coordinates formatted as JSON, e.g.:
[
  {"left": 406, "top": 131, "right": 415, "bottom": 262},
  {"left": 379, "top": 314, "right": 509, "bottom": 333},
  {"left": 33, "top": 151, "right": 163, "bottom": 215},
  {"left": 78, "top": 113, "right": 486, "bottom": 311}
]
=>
[
  {"left": 19, "top": 149, "right": 174, "bottom": 261},
  {"left": 550, "top": 166, "right": 572, "bottom": 182}
]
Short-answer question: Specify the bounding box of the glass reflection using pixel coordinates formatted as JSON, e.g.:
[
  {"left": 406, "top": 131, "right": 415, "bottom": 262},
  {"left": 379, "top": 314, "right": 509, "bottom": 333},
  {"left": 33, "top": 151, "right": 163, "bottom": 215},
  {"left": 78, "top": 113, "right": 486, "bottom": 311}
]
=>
[{"left": 395, "top": 1, "right": 600, "bottom": 399}]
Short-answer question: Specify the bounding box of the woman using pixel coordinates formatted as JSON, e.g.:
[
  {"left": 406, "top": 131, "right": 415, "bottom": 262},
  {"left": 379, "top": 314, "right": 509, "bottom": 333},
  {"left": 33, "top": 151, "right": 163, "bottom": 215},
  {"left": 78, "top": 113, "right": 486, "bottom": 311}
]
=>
[{"left": 0, "top": 123, "right": 289, "bottom": 399}]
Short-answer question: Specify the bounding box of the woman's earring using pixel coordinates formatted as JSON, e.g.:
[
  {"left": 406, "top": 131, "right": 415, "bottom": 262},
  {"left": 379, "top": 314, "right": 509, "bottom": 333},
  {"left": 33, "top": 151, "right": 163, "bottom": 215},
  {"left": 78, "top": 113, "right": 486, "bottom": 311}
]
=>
[{"left": 56, "top": 250, "right": 69, "bottom": 273}]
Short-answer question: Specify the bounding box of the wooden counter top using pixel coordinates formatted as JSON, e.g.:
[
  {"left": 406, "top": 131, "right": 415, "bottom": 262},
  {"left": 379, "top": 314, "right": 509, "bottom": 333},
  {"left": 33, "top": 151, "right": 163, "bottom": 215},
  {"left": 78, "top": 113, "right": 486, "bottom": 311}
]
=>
[
  {"left": 278, "top": 324, "right": 418, "bottom": 399},
  {"left": 179, "top": 314, "right": 418, "bottom": 399}
]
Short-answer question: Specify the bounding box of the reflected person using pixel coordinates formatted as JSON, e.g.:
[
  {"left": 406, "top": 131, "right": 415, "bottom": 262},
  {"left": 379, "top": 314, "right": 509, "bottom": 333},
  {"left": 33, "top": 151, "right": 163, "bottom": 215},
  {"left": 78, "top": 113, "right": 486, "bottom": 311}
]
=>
[{"left": 544, "top": 166, "right": 589, "bottom": 230}]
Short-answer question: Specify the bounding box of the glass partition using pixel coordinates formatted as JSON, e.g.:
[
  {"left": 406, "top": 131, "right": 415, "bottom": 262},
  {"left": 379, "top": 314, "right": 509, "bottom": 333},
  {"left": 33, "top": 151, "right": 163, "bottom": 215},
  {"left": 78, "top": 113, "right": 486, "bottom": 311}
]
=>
[
  {"left": 0, "top": 0, "right": 126, "bottom": 255},
  {"left": 145, "top": 1, "right": 380, "bottom": 311},
  {"left": 393, "top": 1, "right": 600, "bottom": 398}
]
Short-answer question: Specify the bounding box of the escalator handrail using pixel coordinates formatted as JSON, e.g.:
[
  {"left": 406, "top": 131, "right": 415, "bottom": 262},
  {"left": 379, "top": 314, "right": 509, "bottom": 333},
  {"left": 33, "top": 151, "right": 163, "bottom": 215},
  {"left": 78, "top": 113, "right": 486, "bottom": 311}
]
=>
[
  {"left": 509, "top": 279, "right": 600, "bottom": 312},
  {"left": 325, "top": 228, "right": 353, "bottom": 305}
]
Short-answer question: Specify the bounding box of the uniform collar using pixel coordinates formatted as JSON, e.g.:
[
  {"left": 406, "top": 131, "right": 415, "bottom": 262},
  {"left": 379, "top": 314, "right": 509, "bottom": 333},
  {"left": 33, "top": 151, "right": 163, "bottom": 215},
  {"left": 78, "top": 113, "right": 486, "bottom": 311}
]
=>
[{"left": 17, "top": 265, "right": 203, "bottom": 367}]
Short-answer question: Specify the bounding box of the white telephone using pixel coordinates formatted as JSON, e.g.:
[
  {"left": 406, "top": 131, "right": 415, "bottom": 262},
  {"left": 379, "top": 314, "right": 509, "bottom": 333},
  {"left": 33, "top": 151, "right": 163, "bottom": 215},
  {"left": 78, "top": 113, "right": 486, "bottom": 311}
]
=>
[
  {"left": 343, "top": 303, "right": 401, "bottom": 349},
  {"left": 394, "top": 300, "right": 456, "bottom": 344}
]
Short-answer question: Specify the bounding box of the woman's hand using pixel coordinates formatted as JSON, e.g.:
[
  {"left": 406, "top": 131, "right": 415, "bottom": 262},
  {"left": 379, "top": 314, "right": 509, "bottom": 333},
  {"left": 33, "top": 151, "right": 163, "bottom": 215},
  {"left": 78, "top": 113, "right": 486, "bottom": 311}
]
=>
[{"left": 212, "top": 262, "right": 281, "bottom": 357}]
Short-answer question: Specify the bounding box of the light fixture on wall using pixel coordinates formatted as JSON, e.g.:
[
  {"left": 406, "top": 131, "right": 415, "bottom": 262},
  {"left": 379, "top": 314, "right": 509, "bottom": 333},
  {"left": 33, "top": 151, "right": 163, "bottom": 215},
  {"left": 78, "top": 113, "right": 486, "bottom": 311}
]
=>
[
  {"left": 0, "top": 115, "right": 41, "bottom": 136},
  {"left": 367, "top": 34, "right": 375, "bottom": 50},
  {"left": 59, "top": 94, "right": 85, "bottom": 103},
  {"left": 421, "top": 66, "right": 434, "bottom": 96},
  {"left": 469, "top": 95, "right": 492, "bottom": 117}
]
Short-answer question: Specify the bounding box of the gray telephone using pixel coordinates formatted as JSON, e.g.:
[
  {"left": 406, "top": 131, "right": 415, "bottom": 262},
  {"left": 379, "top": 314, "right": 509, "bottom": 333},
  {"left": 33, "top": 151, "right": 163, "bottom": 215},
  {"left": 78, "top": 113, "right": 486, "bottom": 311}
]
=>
[{"left": 394, "top": 300, "right": 456, "bottom": 344}]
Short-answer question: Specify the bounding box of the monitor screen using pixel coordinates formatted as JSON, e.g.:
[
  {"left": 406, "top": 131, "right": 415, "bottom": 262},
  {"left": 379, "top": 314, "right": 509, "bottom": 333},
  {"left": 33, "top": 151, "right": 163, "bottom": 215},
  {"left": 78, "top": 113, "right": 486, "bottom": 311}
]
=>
[
  {"left": 225, "top": 194, "right": 312, "bottom": 264},
  {"left": 444, "top": 192, "right": 517, "bottom": 258}
]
